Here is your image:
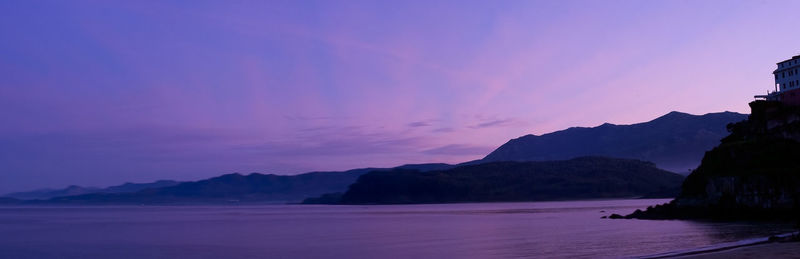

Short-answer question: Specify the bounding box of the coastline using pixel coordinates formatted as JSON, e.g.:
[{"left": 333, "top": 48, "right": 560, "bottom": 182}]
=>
[
  {"left": 671, "top": 242, "right": 800, "bottom": 259},
  {"left": 636, "top": 232, "right": 798, "bottom": 259}
]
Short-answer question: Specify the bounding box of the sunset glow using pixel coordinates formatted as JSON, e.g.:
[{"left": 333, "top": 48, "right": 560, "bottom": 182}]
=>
[{"left": 2, "top": 0, "right": 799, "bottom": 192}]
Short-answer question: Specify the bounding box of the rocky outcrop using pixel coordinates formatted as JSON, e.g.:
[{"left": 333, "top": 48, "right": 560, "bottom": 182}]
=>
[{"left": 626, "top": 101, "right": 800, "bottom": 220}]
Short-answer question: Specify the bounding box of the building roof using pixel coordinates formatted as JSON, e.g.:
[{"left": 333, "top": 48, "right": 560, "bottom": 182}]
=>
[{"left": 777, "top": 55, "right": 800, "bottom": 64}]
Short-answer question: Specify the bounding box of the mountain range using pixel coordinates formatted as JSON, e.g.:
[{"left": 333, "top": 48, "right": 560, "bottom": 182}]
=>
[
  {"left": 480, "top": 111, "right": 747, "bottom": 174},
  {"left": 3, "top": 111, "right": 747, "bottom": 204},
  {"left": 5, "top": 180, "right": 180, "bottom": 200},
  {"left": 40, "top": 165, "right": 451, "bottom": 204}
]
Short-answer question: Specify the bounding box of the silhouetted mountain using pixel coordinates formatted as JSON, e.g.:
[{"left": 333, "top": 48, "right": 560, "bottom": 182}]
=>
[
  {"left": 5, "top": 185, "right": 101, "bottom": 200},
  {"left": 0, "top": 197, "right": 20, "bottom": 205},
  {"left": 46, "top": 168, "right": 380, "bottom": 204},
  {"left": 38, "top": 162, "right": 464, "bottom": 204},
  {"left": 317, "top": 157, "right": 684, "bottom": 204},
  {"left": 22, "top": 163, "right": 461, "bottom": 204},
  {"left": 482, "top": 111, "right": 748, "bottom": 174},
  {"left": 5, "top": 180, "right": 180, "bottom": 200},
  {"left": 102, "top": 180, "right": 181, "bottom": 193}
]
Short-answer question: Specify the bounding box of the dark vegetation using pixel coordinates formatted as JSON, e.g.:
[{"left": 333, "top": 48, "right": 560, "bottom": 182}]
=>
[
  {"left": 308, "top": 157, "right": 685, "bottom": 204},
  {"left": 625, "top": 101, "right": 800, "bottom": 220}
]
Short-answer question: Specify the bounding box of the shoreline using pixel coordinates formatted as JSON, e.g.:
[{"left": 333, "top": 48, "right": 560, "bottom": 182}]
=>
[
  {"left": 636, "top": 232, "right": 798, "bottom": 258},
  {"left": 0, "top": 197, "right": 673, "bottom": 206}
]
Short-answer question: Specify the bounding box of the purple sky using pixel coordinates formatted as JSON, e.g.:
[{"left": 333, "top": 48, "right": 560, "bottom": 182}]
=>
[{"left": 1, "top": 0, "right": 799, "bottom": 193}]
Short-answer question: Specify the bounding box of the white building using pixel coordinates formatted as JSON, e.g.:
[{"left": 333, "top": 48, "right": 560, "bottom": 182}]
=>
[
  {"left": 774, "top": 55, "right": 800, "bottom": 92},
  {"left": 756, "top": 55, "right": 800, "bottom": 105}
]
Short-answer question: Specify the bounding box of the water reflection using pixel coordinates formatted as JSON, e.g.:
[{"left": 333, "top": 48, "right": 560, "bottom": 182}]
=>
[{"left": 0, "top": 200, "right": 794, "bottom": 259}]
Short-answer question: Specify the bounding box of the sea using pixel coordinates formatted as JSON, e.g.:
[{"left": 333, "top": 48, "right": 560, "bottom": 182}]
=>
[{"left": 0, "top": 199, "right": 794, "bottom": 259}]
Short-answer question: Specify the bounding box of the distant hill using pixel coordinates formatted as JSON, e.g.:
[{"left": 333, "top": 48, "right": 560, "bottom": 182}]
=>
[
  {"left": 481, "top": 111, "right": 748, "bottom": 174},
  {"left": 5, "top": 180, "right": 180, "bottom": 200},
  {"left": 42, "top": 164, "right": 453, "bottom": 204},
  {"left": 320, "top": 157, "right": 684, "bottom": 205},
  {"left": 0, "top": 197, "right": 19, "bottom": 205},
  {"left": 101, "top": 180, "right": 181, "bottom": 193},
  {"left": 46, "top": 169, "right": 373, "bottom": 204},
  {"left": 4, "top": 185, "right": 100, "bottom": 200}
]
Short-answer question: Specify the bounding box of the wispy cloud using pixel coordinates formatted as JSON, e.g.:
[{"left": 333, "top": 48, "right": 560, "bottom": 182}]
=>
[
  {"left": 432, "top": 127, "right": 455, "bottom": 133},
  {"left": 237, "top": 125, "right": 429, "bottom": 157},
  {"left": 470, "top": 118, "right": 516, "bottom": 129},
  {"left": 407, "top": 121, "right": 431, "bottom": 127},
  {"left": 421, "top": 144, "right": 494, "bottom": 156},
  {"left": 283, "top": 115, "right": 343, "bottom": 121}
]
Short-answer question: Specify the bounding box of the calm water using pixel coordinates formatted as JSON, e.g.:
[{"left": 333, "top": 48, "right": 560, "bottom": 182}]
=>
[{"left": 0, "top": 199, "right": 794, "bottom": 259}]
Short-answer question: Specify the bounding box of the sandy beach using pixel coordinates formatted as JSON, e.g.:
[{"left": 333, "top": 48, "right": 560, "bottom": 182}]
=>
[{"left": 672, "top": 242, "right": 800, "bottom": 259}]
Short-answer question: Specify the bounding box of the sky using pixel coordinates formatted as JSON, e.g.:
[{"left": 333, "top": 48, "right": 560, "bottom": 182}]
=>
[{"left": 1, "top": 0, "right": 800, "bottom": 193}]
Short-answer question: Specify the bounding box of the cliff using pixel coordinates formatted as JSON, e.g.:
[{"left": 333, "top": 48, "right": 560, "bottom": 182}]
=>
[{"left": 626, "top": 101, "right": 800, "bottom": 220}]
